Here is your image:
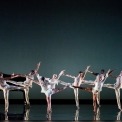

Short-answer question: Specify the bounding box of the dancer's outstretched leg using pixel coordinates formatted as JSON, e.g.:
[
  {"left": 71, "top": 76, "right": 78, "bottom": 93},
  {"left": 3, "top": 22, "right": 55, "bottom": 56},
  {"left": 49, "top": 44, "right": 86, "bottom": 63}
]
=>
[
  {"left": 103, "top": 84, "right": 115, "bottom": 89},
  {"left": 8, "top": 85, "right": 26, "bottom": 90},
  {"left": 52, "top": 85, "right": 68, "bottom": 93},
  {"left": 73, "top": 86, "right": 92, "bottom": 92}
]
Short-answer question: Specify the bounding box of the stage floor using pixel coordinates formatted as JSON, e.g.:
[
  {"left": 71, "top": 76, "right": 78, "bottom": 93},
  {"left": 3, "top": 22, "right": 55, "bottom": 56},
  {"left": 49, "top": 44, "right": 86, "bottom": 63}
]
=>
[{"left": 0, "top": 103, "right": 121, "bottom": 121}]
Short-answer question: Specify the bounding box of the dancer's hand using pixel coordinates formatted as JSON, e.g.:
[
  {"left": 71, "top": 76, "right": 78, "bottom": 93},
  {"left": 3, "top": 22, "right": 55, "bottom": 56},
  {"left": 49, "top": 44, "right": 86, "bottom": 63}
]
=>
[
  {"left": 106, "top": 69, "right": 111, "bottom": 77},
  {"left": 35, "top": 62, "right": 41, "bottom": 72},
  {"left": 88, "top": 70, "right": 92, "bottom": 73},
  {"left": 38, "top": 62, "right": 41, "bottom": 67},
  {"left": 59, "top": 70, "right": 65, "bottom": 76},
  {"left": 86, "top": 65, "right": 90, "bottom": 70}
]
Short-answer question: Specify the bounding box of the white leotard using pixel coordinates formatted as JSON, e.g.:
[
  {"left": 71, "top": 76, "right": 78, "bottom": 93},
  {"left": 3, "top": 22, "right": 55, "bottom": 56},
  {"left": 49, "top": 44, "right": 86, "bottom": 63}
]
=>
[
  {"left": 0, "top": 79, "right": 10, "bottom": 89},
  {"left": 114, "top": 75, "right": 122, "bottom": 89},
  {"left": 36, "top": 74, "right": 56, "bottom": 97},
  {"left": 92, "top": 73, "right": 105, "bottom": 93},
  {"left": 24, "top": 75, "right": 34, "bottom": 88},
  {"left": 73, "top": 77, "right": 80, "bottom": 86},
  {"left": 45, "top": 78, "right": 59, "bottom": 89}
]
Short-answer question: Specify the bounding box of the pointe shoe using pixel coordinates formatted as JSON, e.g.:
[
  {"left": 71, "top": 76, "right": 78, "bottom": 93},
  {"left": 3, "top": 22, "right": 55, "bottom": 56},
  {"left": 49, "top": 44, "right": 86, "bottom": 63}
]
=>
[{"left": 48, "top": 108, "right": 52, "bottom": 113}]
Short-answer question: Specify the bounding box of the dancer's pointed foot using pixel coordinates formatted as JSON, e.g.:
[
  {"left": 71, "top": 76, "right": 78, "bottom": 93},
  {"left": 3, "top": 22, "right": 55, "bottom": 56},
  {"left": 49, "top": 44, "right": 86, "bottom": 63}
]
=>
[{"left": 47, "top": 108, "right": 52, "bottom": 113}]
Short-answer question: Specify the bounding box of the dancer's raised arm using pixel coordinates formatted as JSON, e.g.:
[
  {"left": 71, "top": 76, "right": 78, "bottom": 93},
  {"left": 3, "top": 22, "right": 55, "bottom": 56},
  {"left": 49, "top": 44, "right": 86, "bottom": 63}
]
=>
[
  {"left": 88, "top": 70, "right": 99, "bottom": 76},
  {"left": 78, "top": 66, "right": 90, "bottom": 86},
  {"left": 57, "top": 70, "right": 65, "bottom": 80},
  {"left": 65, "top": 74, "right": 76, "bottom": 79},
  {"left": 34, "top": 72, "right": 49, "bottom": 87},
  {"left": 35, "top": 62, "right": 41, "bottom": 72},
  {"left": 103, "top": 69, "right": 114, "bottom": 82},
  {"left": 83, "top": 66, "right": 90, "bottom": 79}
]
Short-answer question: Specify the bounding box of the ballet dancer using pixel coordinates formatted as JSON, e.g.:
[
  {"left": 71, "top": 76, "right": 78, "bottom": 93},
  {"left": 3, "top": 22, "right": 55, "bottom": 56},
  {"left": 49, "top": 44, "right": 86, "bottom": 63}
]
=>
[
  {"left": 34, "top": 69, "right": 69, "bottom": 112},
  {"left": 73, "top": 69, "right": 113, "bottom": 109},
  {"left": 104, "top": 71, "right": 122, "bottom": 110},
  {"left": 0, "top": 72, "right": 28, "bottom": 112},
  {"left": 6, "top": 62, "right": 41, "bottom": 107},
  {"left": 62, "top": 66, "right": 90, "bottom": 109}
]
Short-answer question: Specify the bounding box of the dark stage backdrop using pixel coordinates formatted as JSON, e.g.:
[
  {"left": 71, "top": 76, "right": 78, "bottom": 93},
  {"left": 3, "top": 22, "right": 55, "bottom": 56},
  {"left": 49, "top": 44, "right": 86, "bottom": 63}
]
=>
[{"left": 0, "top": 0, "right": 122, "bottom": 100}]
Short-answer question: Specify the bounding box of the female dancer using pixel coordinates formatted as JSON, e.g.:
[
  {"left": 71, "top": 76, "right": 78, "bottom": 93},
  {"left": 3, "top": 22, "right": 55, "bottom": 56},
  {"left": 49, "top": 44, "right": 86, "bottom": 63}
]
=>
[
  {"left": 34, "top": 70, "right": 68, "bottom": 112},
  {"left": 104, "top": 71, "right": 122, "bottom": 110},
  {"left": 62, "top": 66, "right": 90, "bottom": 109}
]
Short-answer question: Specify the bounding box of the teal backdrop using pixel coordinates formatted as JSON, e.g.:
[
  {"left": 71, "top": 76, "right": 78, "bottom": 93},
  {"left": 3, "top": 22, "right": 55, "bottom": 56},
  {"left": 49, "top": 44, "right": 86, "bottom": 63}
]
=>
[{"left": 0, "top": 0, "right": 122, "bottom": 100}]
